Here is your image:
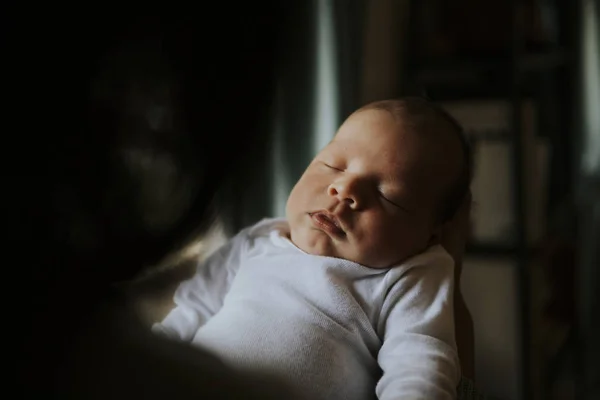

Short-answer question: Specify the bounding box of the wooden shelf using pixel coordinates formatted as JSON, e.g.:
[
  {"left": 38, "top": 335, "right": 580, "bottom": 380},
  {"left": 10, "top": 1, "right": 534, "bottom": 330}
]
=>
[
  {"left": 412, "top": 49, "right": 569, "bottom": 75},
  {"left": 407, "top": 49, "right": 570, "bottom": 96},
  {"left": 466, "top": 242, "right": 537, "bottom": 258},
  {"left": 466, "top": 242, "right": 517, "bottom": 257}
]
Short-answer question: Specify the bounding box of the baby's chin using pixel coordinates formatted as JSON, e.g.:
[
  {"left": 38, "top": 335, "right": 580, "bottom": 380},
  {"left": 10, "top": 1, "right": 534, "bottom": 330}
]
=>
[
  {"left": 290, "top": 227, "right": 341, "bottom": 257},
  {"left": 289, "top": 228, "right": 394, "bottom": 268}
]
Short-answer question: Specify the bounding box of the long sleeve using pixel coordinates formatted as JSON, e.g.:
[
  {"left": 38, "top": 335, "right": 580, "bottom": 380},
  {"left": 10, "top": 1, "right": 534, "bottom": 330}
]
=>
[
  {"left": 152, "top": 228, "right": 249, "bottom": 342},
  {"left": 376, "top": 247, "right": 461, "bottom": 400}
]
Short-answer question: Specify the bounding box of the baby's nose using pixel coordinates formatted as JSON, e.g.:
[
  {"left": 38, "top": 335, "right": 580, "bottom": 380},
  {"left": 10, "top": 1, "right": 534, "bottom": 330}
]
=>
[{"left": 328, "top": 178, "right": 363, "bottom": 208}]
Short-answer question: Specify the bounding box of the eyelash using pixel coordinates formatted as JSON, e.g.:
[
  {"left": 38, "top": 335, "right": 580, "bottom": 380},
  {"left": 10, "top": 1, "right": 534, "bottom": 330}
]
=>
[
  {"left": 378, "top": 189, "right": 409, "bottom": 212},
  {"left": 378, "top": 190, "right": 396, "bottom": 205},
  {"left": 324, "top": 163, "right": 344, "bottom": 172}
]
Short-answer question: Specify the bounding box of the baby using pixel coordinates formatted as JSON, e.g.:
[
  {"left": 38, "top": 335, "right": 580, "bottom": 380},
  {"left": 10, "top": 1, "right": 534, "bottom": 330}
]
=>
[{"left": 153, "top": 97, "right": 471, "bottom": 400}]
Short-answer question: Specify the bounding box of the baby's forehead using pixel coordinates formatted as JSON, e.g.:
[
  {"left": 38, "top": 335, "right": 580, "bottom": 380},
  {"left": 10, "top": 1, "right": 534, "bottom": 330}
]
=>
[
  {"left": 333, "top": 113, "right": 453, "bottom": 158},
  {"left": 327, "top": 132, "right": 445, "bottom": 180},
  {"left": 331, "top": 111, "right": 462, "bottom": 180}
]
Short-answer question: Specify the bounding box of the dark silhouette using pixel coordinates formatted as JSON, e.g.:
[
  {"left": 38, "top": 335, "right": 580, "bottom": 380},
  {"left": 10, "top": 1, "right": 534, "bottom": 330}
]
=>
[{"left": 10, "top": 6, "right": 292, "bottom": 398}]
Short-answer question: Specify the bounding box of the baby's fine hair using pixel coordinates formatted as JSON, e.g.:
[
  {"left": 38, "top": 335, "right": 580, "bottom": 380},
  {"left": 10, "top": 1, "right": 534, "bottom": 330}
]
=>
[{"left": 358, "top": 97, "right": 473, "bottom": 222}]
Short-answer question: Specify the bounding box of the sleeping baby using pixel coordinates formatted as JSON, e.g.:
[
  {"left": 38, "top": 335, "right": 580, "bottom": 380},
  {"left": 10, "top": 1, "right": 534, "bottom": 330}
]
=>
[{"left": 153, "top": 97, "right": 472, "bottom": 400}]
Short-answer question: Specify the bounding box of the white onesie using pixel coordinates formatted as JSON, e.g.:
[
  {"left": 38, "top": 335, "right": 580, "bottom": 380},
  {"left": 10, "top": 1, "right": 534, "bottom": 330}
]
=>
[{"left": 153, "top": 218, "right": 460, "bottom": 400}]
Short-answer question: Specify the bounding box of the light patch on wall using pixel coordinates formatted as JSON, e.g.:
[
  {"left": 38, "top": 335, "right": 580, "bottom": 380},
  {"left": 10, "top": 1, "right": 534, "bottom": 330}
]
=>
[
  {"left": 582, "top": 0, "right": 600, "bottom": 176},
  {"left": 313, "top": 0, "right": 339, "bottom": 155},
  {"left": 271, "top": 82, "right": 290, "bottom": 218}
]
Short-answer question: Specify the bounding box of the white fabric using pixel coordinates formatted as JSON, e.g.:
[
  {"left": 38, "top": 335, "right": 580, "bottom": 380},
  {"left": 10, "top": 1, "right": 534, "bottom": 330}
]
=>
[{"left": 153, "top": 218, "right": 460, "bottom": 400}]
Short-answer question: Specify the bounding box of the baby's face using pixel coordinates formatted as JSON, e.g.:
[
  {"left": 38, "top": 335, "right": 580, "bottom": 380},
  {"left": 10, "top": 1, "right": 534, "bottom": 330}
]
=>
[{"left": 286, "top": 109, "right": 457, "bottom": 268}]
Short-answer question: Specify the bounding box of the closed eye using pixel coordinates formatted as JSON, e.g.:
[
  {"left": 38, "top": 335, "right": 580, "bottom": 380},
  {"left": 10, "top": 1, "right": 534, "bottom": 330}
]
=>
[
  {"left": 323, "top": 162, "right": 344, "bottom": 172},
  {"left": 378, "top": 190, "right": 411, "bottom": 213}
]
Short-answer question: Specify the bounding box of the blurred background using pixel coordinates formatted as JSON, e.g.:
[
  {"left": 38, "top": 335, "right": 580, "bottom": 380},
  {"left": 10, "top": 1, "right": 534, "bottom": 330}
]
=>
[
  {"left": 116, "top": 1, "right": 599, "bottom": 399},
  {"left": 216, "top": 1, "right": 599, "bottom": 399}
]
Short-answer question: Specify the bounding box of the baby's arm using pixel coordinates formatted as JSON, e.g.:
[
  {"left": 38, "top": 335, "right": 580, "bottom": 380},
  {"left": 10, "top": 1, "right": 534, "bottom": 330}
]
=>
[
  {"left": 152, "top": 228, "right": 249, "bottom": 342},
  {"left": 376, "top": 247, "right": 461, "bottom": 400}
]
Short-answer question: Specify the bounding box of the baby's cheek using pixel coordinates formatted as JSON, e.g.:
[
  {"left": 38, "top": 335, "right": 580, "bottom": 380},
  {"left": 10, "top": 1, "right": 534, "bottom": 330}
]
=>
[
  {"left": 360, "top": 230, "right": 390, "bottom": 257},
  {"left": 380, "top": 225, "right": 415, "bottom": 255}
]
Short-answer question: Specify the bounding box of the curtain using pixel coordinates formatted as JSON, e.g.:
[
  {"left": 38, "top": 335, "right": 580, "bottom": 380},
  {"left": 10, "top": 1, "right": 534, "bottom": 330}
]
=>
[
  {"left": 225, "top": 0, "right": 367, "bottom": 232},
  {"left": 577, "top": 1, "right": 600, "bottom": 399}
]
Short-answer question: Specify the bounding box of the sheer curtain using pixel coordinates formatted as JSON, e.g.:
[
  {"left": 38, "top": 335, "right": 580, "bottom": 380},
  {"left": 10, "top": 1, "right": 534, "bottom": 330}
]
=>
[
  {"left": 580, "top": 0, "right": 600, "bottom": 177},
  {"left": 577, "top": 1, "right": 600, "bottom": 399},
  {"left": 228, "top": 0, "right": 367, "bottom": 231}
]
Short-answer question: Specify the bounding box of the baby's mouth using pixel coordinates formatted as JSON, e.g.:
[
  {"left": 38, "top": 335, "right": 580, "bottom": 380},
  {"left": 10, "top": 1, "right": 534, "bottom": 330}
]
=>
[{"left": 309, "top": 211, "right": 346, "bottom": 237}]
